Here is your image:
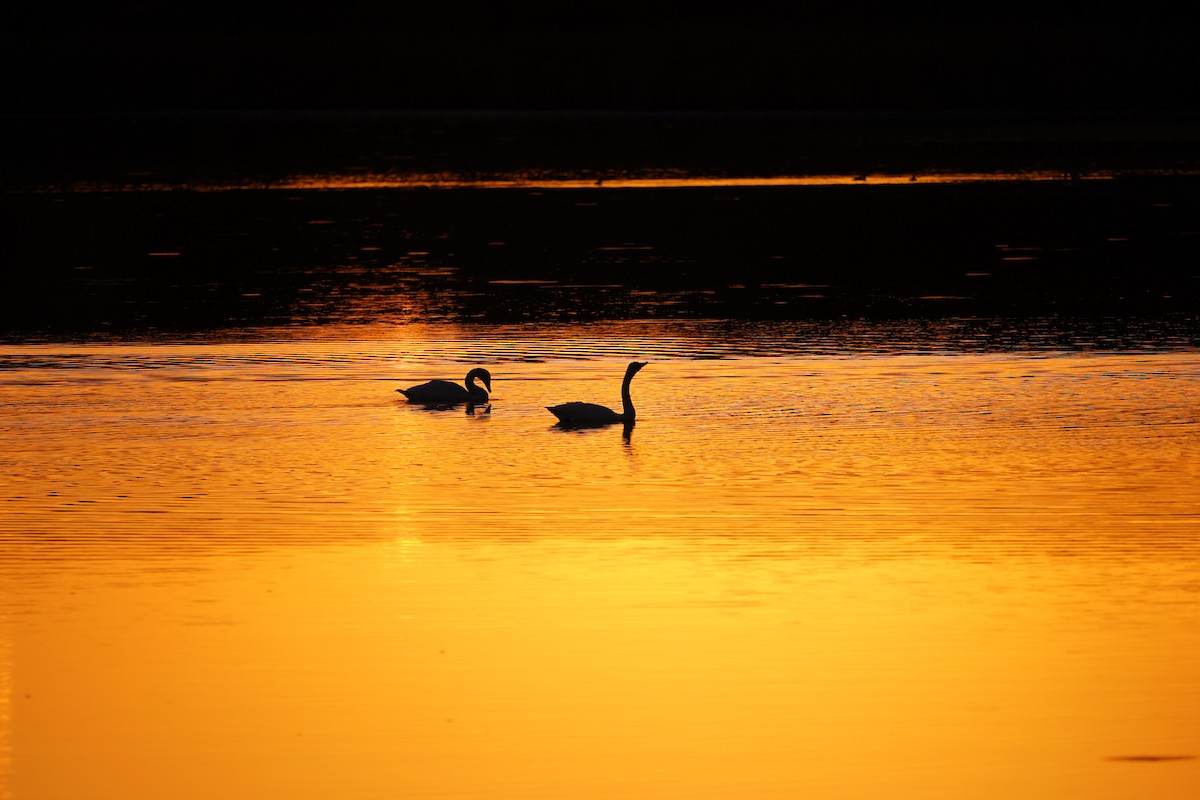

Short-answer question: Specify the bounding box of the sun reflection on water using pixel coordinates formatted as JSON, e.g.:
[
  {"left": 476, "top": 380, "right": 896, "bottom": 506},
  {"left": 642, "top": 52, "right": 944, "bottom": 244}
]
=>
[{"left": 0, "top": 627, "right": 11, "bottom": 800}]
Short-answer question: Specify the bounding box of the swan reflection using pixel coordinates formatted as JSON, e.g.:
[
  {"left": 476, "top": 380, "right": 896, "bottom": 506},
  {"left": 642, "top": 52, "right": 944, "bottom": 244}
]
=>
[{"left": 551, "top": 419, "right": 636, "bottom": 441}]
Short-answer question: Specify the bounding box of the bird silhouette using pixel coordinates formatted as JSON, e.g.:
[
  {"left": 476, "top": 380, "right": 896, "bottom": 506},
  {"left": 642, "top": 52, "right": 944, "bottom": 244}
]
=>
[
  {"left": 547, "top": 361, "right": 648, "bottom": 426},
  {"left": 397, "top": 368, "right": 492, "bottom": 404}
]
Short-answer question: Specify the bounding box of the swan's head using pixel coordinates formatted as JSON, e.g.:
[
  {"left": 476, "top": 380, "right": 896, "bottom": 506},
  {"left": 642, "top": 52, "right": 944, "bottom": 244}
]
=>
[
  {"left": 626, "top": 361, "right": 649, "bottom": 378},
  {"left": 466, "top": 368, "right": 493, "bottom": 393}
]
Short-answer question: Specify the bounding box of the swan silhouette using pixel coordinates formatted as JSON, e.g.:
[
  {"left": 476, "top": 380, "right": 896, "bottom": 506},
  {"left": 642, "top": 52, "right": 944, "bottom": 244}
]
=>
[
  {"left": 397, "top": 368, "right": 492, "bottom": 404},
  {"left": 547, "top": 361, "right": 648, "bottom": 426}
]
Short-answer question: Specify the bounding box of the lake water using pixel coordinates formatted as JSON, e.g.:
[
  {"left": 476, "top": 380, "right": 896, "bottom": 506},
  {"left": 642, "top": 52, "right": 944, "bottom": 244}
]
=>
[
  {"left": 3, "top": 112, "right": 1200, "bottom": 799},
  {"left": 3, "top": 320, "right": 1198, "bottom": 800}
]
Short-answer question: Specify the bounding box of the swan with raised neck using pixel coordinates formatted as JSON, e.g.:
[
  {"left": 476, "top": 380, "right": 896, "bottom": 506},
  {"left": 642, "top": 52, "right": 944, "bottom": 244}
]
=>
[{"left": 547, "top": 361, "right": 648, "bottom": 426}]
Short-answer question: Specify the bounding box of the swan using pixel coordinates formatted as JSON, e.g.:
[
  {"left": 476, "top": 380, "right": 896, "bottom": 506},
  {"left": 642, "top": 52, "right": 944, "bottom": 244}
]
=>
[
  {"left": 547, "top": 361, "right": 648, "bottom": 426},
  {"left": 397, "top": 367, "right": 492, "bottom": 404}
]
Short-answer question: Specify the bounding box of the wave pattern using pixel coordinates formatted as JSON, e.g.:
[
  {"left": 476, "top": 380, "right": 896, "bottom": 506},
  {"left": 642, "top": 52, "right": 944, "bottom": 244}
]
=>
[
  {"left": 2, "top": 317, "right": 1197, "bottom": 381},
  {"left": 2, "top": 334, "right": 1197, "bottom": 559}
]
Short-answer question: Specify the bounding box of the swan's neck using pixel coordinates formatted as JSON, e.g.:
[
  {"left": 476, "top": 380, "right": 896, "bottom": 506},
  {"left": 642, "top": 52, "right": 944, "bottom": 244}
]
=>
[{"left": 620, "top": 371, "right": 636, "bottom": 421}]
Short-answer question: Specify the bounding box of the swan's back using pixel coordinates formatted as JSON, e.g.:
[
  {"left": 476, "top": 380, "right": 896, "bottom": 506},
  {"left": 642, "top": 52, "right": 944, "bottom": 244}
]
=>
[
  {"left": 398, "top": 379, "right": 469, "bottom": 403},
  {"left": 546, "top": 402, "right": 621, "bottom": 424}
]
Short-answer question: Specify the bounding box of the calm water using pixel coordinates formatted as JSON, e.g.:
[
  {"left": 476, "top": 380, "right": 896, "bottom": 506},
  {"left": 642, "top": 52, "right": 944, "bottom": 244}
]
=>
[
  {"left": 2, "top": 321, "right": 1199, "bottom": 800},
  {"left": 3, "top": 111, "right": 1200, "bottom": 798}
]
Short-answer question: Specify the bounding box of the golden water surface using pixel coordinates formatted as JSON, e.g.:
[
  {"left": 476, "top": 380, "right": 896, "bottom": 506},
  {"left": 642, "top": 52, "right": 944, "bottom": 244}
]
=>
[{"left": 2, "top": 323, "right": 1198, "bottom": 799}]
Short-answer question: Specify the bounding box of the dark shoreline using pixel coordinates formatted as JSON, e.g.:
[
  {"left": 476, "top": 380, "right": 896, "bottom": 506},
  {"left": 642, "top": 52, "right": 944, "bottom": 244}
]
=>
[
  {"left": 5, "top": 109, "right": 1200, "bottom": 191},
  {"left": 5, "top": 6, "right": 1198, "bottom": 116}
]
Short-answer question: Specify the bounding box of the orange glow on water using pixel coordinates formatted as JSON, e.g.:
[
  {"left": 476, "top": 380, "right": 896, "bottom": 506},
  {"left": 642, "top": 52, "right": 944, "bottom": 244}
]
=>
[
  {"left": 46, "top": 170, "right": 1142, "bottom": 194},
  {"left": 2, "top": 338, "right": 1199, "bottom": 799},
  {"left": 269, "top": 171, "right": 1093, "bottom": 190}
]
